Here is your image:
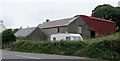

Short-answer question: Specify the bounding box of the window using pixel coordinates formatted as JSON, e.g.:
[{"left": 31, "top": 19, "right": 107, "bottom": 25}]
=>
[
  {"left": 57, "top": 27, "right": 60, "bottom": 33},
  {"left": 66, "top": 37, "right": 70, "bottom": 40},
  {"left": 73, "top": 36, "right": 81, "bottom": 40},
  {"left": 78, "top": 26, "right": 82, "bottom": 34},
  {"left": 91, "top": 31, "right": 95, "bottom": 38},
  {"left": 73, "top": 36, "right": 77, "bottom": 40},
  {"left": 53, "top": 37, "right": 56, "bottom": 41},
  {"left": 80, "top": 34, "right": 82, "bottom": 37}
]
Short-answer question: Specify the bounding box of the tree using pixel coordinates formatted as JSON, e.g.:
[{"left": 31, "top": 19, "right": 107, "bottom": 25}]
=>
[
  {"left": 92, "top": 4, "right": 120, "bottom": 31},
  {"left": 2, "top": 29, "right": 16, "bottom": 44}
]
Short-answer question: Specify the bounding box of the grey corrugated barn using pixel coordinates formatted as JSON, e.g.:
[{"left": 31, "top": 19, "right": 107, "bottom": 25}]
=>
[{"left": 38, "top": 15, "right": 89, "bottom": 40}]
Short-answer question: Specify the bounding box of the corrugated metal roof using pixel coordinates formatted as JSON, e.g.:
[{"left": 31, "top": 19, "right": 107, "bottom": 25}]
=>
[
  {"left": 15, "top": 27, "right": 37, "bottom": 37},
  {"left": 80, "top": 15, "right": 115, "bottom": 23},
  {"left": 38, "top": 17, "right": 78, "bottom": 28}
]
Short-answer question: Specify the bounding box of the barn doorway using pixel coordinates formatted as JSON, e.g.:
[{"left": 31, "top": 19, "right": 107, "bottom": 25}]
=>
[{"left": 91, "top": 31, "right": 95, "bottom": 38}]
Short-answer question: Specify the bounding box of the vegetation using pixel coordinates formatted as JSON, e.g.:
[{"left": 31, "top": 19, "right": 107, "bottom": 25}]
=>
[
  {"left": 91, "top": 4, "right": 120, "bottom": 31},
  {"left": 10, "top": 40, "right": 86, "bottom": 55},
  {"left": 9, "top": 33, "right": 120, "bottom": 61},
  {"left": 2, "top": 29, "right": 16, "bottom": 49},
  {"left": 79, "top": 33, "right": 120, "bottom": 60}
]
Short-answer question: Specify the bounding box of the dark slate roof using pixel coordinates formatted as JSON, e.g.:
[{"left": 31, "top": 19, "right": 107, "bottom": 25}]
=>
[
  {"left": 38, "top": 17, "right": 78, "bottom": 28},
  {"left": 15, "top": 27, "right": 37, "bottom": 37},
  {"left": 12, "top": 28, "right": 19, "bottom": 34}
]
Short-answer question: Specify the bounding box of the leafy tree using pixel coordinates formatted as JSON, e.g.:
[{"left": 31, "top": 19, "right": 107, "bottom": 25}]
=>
[
  {"left": 92, "top": 4, "right": 120, "bottom": 31},
  {"left": 2, "top": 29, "right": 16, "bottom": 44}
]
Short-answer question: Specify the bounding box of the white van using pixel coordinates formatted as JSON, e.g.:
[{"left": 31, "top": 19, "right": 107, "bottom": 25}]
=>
[{"left": 51, "top": 33, "right": 83, "bottom": 41}]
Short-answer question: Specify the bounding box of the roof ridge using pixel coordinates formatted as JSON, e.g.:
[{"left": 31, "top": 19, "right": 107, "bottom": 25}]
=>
[
  {"left": 39, "top": 17, "right": 74, "bottom": 28},
  {"left": 90, "top": 16, "right": 115, "bottom": 23},
  {"left": 43, "top": 17, "right": 73, "bottom": 23},
  {"left": 20, "top": 27, "right": 37, "bottom": 29}
]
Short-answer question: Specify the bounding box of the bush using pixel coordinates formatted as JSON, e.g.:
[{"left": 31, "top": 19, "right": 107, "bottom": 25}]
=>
[
  {"left": 2, "top": 29, "right": 16, "bottom": 49},
  {"left": 2, "top": 29, "right": 16, "bottom": 44},
  {"left": 77, "top": 39, "right": 120, "bottom": 60}
]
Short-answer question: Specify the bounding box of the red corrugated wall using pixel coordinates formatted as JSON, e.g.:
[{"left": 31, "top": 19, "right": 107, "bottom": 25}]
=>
[{"left": 80, "top": 15, "right": 116, "bottom": 36}]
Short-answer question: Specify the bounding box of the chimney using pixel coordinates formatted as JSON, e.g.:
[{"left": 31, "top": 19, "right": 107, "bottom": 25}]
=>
[
  {"left": 0, "top": 20, "right": 3, "bottom": 24},
  {"left": 27, "top": 26, "right": 29, "bottom": 28},
  {"left": 46, "top": 19, "right": 50, "bottom": 22},
  {"left": 20, "top": 26, "right": 22, "bottom": 29},
  {"left": 38, "top": 24, "right": 41, "bottom": 26}
]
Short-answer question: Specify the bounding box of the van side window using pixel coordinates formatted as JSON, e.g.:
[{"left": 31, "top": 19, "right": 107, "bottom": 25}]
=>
[
  {"left": 53, "top": 37, "right": 56, "bottom": 41},
  {"left": 73, "top": 36, "right": 76, "bottom": 40},
  {"left": 66, "top": 37, "right": 70, "bottom": 40}
]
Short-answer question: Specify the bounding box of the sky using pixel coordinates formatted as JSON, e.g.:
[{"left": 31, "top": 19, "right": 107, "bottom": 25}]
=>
[{"left": 0, "top": 0, "right": 120, "bottom": 28}]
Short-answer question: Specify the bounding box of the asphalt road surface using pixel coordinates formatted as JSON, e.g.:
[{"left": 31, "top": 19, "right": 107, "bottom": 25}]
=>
[{"left": 1, "top": 50, "right": 106, "bottom": 61}]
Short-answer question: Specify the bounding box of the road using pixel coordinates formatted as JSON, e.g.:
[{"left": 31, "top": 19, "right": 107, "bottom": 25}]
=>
[
  {"left": 2, "top": 50, "right": 87, "bottom": 59},
  {"left": 1, "top": 50, "right": 106, "bottom": 61}
]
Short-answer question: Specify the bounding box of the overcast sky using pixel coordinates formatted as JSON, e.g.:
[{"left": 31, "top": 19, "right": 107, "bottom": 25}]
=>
[{"left": 0, "top": 0, "right": 120, "bottom": 28}]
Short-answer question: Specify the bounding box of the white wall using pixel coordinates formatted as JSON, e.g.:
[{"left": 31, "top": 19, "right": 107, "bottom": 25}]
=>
[{"left": 0, "top": 20, "right": 6, "bottom": 33}]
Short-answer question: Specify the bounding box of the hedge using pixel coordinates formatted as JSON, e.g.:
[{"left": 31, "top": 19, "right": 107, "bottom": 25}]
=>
[
  {"left": 10, "top": 33, "right": 120, "bottom": 60},
  {"left": 10, "top": 40, "right": 86, "bottom": 55},
  {"left": 75, "top": 33, "right": 120, "bottom": 60}
]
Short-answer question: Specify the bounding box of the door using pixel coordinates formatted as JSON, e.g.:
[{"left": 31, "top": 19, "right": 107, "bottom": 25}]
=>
[{"left": 91, "top": 31, "right": 95, "bottom": 38}]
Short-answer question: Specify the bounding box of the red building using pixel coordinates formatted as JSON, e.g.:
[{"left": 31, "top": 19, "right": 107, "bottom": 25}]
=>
[{"left": 80, "top": 15, "right": 116, "bottom": 37}]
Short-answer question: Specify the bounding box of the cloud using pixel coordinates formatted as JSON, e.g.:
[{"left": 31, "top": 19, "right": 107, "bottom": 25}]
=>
[
  {"left": 1, "top": 0, "right": 119, "bottom": 28},
  {"left": 2, "top": 0, "right": 120, "bottom": 3}
]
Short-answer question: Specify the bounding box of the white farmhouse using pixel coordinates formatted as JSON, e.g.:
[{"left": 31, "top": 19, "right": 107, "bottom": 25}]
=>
[{"left": 0, "top": 20, "right": 6, "bottom": 33}]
